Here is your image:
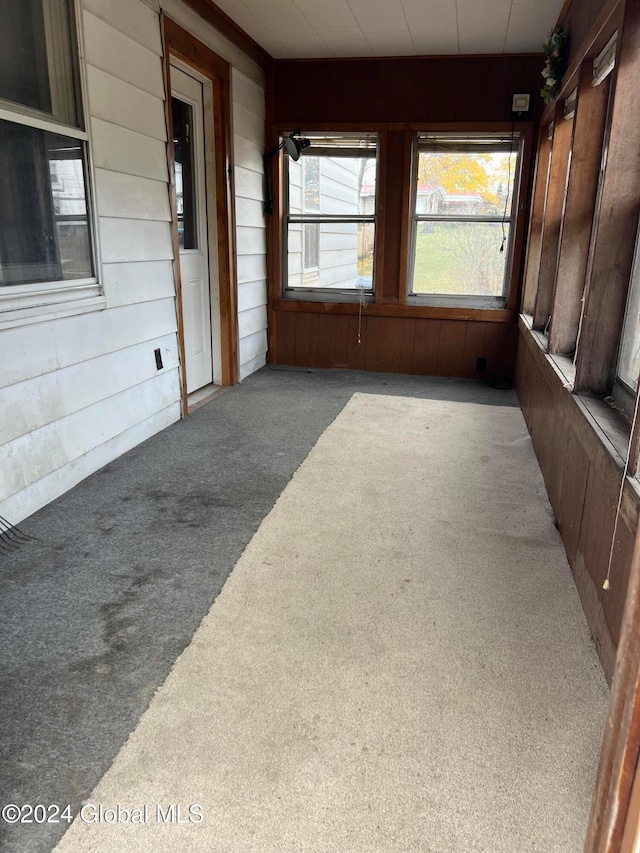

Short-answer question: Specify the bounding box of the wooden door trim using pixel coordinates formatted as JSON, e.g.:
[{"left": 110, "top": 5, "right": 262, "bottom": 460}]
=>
[{"left": 162, "top": 15, "right": 239, "bottom": 412}]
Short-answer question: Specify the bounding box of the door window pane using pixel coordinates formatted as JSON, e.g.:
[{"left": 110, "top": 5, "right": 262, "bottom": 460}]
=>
[
  {"left": 0, "top": 119, "right": 93, "bottom": 286},
  {"left": 172, "top": 97, "right": 199, "bottom": 250}
]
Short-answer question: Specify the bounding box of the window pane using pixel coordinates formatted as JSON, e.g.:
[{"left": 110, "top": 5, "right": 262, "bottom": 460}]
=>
[
  {"left": 289, "top": 155, "right": 375, "bottom": 217},
  {"left": 411, "top": 221, "right": 508, "bottom": 297},
  {"left": 0, "top": 0, "right": 80, "bottom": 127},
  {"left": 416, "top": 149, "right": 517, "bottom": 218},
  {"left": 617, "top": 245, "right": 640, "bottom": 392},
  {"left": 287, "top": 222, "right": 375, "bottom": 290},
  {"left": 0, "top": 119, "right": 92, "bottom": 286},
  {"left": 172, "top": 97, "right": 198, "bottom": 250}
]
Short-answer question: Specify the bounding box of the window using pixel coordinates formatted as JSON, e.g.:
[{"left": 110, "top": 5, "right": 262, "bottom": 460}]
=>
[
  {"left": 0, "top": 0, "right": 97, "bottom": 321},
  {"left": 408, "top": 133, "right": 522, "bottom": 308},
  {"left": 613, "top": 222, "right": 640, "bottom": 419},
  {"left": 285, "top": 133, "right": 378, "bottom": 298}
]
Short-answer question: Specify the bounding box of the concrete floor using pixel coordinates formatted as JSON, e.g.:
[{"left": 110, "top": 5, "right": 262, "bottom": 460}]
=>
[{"left": 0, "top": 368, "right": 607, "bottom": 852}]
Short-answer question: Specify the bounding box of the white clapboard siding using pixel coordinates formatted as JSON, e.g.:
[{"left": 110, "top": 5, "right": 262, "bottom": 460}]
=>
[
  {"left": 0, "top": 403, "right": 180, "bottom": 525},
  {"left": 239, "top": 330, "right": 268, "bottom": 368},
  {"left": 233, "top": 104, "right": 265, "bottom": 148},
  {"left": 0, "top": 370, "right": 180, "bottom": 500},
  {"left": 103, "top": 260, "right": 176, "bottom": 308},
  {"left": 1, "top": 299, "right": 178, "bottom": 390},
  {"left": 238, "top": 305, "right": 268, "bottom": 339},
  {"left": 233, "top": 135, "right": 264, "bottom": 173},
  {"left": 82, "top": 0, "right": 163, "bottom": 55},
  {"left": 83, "top": 12, "right": 165, "bottom": 98},
  {"left": 240, "top": 352, "right": 268, "bottom": 381},
  {"left": 236, "top": 254, "right": 267, "bottom": 285},
  {"left": 0, "top": 334, "right": 179, "bottom": 447},
  {"left": 85, "top": 66, "right": 167, "bottom": 140},
  {"left": 99, "top": 219, "right": 174, "bottom": 263},
  {"left": 91, "top": 118, "right": 168, "bottom": 182},
  {"left": 95, "top": 169, "right": 171, "bottom": 221},
  {"left": 234, "top": 165, "right": 263, "bottom": 202},
  {"left": 237, "top": 280, "right": 267, "bottom": 313},
  {"left": 234, "top": 197, "right": 266, "bottom": 230},
  {"left": 236, "top": 226, "right": 267, "bottom": 256}
]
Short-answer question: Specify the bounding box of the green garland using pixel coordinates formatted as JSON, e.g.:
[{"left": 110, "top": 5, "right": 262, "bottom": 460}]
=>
[{"left": 541, "top": 26, "right": 570, "bottom": 105}]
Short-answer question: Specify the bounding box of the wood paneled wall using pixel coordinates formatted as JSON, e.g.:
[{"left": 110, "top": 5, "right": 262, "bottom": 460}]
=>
[
  {"left": 267, "top": 55, "right": 542, "bottom": 379},
  {"left": 271, "top": 55, "right": 544, "bottom": 125},
  {"left": 275, "top": 312, "right": 517, "bottom": 378},
  {"left": 516, "top": 326, "right": 638, "bottom": 684}
]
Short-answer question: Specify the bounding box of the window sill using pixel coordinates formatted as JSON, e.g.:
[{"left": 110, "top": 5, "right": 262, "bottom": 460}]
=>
[
  {"left": 283, "top": 288, "right": 374, "bottom": 305},
  {"left": 0, "top": 279, "right": 105, "bottom": 330},
  {"left": 407, "top": 293, "right": 507, "bottom": 310},
  {"left": 519, "top": 314, "right": 630, "bottom": 466}
]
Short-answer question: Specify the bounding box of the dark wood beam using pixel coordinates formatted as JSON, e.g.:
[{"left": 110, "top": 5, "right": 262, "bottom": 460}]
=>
[{"left": 181, "top": 0, "right": 272, "bottom": 73}]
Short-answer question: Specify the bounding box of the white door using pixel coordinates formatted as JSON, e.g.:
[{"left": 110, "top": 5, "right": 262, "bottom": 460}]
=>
[{"left": 171, "top": 64, "right": 216, "bottom": 394}]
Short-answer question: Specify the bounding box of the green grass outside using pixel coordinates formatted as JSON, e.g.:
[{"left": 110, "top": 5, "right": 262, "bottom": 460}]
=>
[{"left": 412, "top": 225, "right": 506, "bottom": 295}]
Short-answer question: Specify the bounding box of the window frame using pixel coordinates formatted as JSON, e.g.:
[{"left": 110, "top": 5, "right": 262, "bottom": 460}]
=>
[
  {"left": 282, "top": 132, "right": 379, "bottom": 303},
  {"left": 612, "top": 219, "right": 640, "bottom": 421},
  {"left": 0, "top": 0, "right": 103, "bottom": 331},
  {"left": 406, "top": 131, "right": 524, "bottom": 310}
]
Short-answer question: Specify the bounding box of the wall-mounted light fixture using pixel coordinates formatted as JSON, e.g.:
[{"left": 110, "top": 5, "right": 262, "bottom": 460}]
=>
[{"left": 263, "top": 129, "right": 310, "bottom": 216}]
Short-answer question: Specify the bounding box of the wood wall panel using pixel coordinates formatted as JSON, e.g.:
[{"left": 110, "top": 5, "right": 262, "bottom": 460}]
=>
[
  {"left": 272, "top": 56, "right": 544, "bottom": 125},
  {"left": 517, "top": 323, "right": 637, "bottom": 683},
  {"left": 274, "top": 312, "right": 517, "bottom": 379}
]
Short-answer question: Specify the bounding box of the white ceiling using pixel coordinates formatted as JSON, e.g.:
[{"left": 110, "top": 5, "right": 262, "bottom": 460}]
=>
[{"left": 215, "top": 0, "right": 564, "bottom": 58}]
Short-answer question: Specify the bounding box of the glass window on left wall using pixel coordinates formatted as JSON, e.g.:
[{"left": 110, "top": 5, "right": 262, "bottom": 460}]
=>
[{"left": 0, "top": 0, "right": 95, "bottom": 291}]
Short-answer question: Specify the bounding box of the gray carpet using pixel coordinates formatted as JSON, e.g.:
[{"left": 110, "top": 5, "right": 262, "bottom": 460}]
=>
[
  {"left": 54, "top": 392, "right": 608, "bottom": 852},
  {"left": 0, "top": 368, "right": 519, "bottom": 853}
]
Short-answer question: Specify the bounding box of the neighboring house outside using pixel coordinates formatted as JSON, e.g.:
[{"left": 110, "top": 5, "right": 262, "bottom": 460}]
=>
[
  {"left": 0, "top": 0, "right": 269, "bottom": 525},
  {"left": 287, "top": 155, "right": 363, "bottom": 290}
]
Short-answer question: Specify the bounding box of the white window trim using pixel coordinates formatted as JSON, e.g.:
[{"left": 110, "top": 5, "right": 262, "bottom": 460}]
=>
[
  {"left": 407, "top": 132, "right": 522, "bottom": 309},
  {"left": 0, "top": 0, "right": 104, "bottom": 332}
]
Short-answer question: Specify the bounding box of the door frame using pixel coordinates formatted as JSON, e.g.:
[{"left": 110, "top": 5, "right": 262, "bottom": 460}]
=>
[{"left": 162, "top": 15, "right": 239, "bottom": 416}]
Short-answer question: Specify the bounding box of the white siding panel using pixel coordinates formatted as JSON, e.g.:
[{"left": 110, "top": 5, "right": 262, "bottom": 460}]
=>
[
  {"left": 235, "top": 197, "right": 266, "bottom": 229},
  {"left": 237, "top": 254, "right": 267, "bottom": 284},
  {"left": 234, "top": 166, "right": 263, "bottom": 201},
  {"left": 0, "top": 334, "right": 179, "bottom": 447},
  {"left": 232, "top": 71, "right": 265, "bottom": 119},
  {"left": 239, "top": 352, "right": 266, "bottom": 381},
  {"left": 233, "top": 104, "right": 265, "bottom": 147},
  {"left": 81, "top": 0, "right": 163, "bottom": 55},
  {"left": 236, "top": 226, "right": 266, "bottom": 256},
  {"left": 238, "top": 305, "right": 267, "bottom": 339},
  {"left": 91, "top": 118, "right": 168, "bottom": 182},
  {"left": 103, "top": 260, "right": 176, "bottom": 307},
  {"left": 0, "top": 371, "right": 180, "bottom": 500},
  {"left": 95, "top": 169, "right": 171, "bottom": 221},
  {"left": 86, "top": 66, "right": 167, "bottom": 141},
  {"left": 99, "top": 219, "right": 173, "bottom": 263},
  {"left": 239, "top": 329, "right": 268, "bottom": 366},
  {"left": 233, "top": 135, "right": 264, "bottom": 173},
  {"left": 237, "top": 280, "right": 267, "bottom": 313},
  {"left": 83, "top": 12, "right": 165, "bottom": 98},
  {"left": 1, "top": 299, "right": 178, "bottom": 389},
  {"left": 0, "top": 403, "right": 180, "bottom": 525}
]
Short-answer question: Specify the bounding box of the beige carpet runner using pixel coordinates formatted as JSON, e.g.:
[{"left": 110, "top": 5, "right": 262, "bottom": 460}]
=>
[{"left": 57, "top": 393, "right": 609, "bottom": 852}]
